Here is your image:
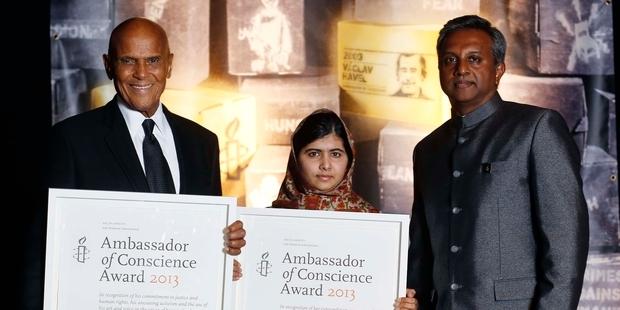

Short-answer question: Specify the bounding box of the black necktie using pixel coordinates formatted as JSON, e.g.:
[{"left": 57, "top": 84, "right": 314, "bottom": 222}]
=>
[{"left": 142, "top": 119, "right": 175, "bottom": 193}]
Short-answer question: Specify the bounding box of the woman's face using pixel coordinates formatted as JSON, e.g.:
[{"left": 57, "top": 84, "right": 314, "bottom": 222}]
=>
[{"left": 297, "top": 132, "right": 349, "bottom": 192}]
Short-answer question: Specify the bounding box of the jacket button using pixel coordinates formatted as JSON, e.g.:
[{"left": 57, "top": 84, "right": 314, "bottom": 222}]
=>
[
  {"left": 452, "top": 170, "right": 462, "bottom": 178},
  {"left": 450, "top": 245, "right": 460, "bottom": 253},
  {"left": 450, "top": 283, "right": 461, "bottom": 291},
  {"left": 452, "top": 207, "right": 462, "bottom": 214},
  {"left": 457, "top": 137, "right": 466, "bottom": 144}
]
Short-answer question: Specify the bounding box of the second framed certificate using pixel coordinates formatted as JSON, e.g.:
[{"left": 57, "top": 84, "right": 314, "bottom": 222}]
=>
[{"left": 235, "top": 207, "right": 409, "bottom": 309}]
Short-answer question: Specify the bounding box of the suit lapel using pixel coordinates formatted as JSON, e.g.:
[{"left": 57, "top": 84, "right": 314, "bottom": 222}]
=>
[
  {"left": 164, "top": 107, "right": 189, "bottom": 194},
  {"left": 102, "top": 101, "right": 150, "bottom": 192}
]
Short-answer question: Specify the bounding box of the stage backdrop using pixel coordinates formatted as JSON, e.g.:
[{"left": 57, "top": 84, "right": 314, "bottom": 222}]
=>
[{"left": 50, "top": 0, "right": 617, "bottom": 307}]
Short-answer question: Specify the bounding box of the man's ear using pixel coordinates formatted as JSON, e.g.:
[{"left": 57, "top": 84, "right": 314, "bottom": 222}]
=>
[
  {"left": 167, "top": 53, "right": 174, "bottom": 78},
  {"left": 495, "top": 62, "right": 506, "bottom": 86},
  {"left": 102, "top": 54, "right": 113, "bottom": 80}
]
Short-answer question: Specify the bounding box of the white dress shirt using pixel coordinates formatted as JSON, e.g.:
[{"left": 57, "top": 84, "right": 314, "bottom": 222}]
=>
[{"left": 117, "top": 97, "right": 180, "bottom": 193}]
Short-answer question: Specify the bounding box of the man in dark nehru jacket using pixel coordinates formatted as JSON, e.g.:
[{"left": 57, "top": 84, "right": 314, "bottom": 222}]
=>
[{"left": 395, "top": 15, "right": 588, "bottom": 310}]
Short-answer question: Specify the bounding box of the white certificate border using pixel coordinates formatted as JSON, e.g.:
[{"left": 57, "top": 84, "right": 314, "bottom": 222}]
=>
[
  {"left": 236, "top": 207, "right": 410, "bottom": 308},
  {"left": 44, "top": 188, "right": 237, "bottom": 310}
]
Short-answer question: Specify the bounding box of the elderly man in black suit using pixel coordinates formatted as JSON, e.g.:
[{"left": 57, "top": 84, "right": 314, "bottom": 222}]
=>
[
  {"left": 395, "top": 15, "right": 588, "bottom": 309},
  {"left": 49, "top": 17, "right": 246, "bottom": 257}
]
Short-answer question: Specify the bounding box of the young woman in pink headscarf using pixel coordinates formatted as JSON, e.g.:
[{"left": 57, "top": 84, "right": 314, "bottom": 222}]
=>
[{"left": 272, "top": 109, "right": 377, "bottom": 213}]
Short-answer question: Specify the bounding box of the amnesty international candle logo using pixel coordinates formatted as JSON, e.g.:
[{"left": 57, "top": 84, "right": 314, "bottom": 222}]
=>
[
  {"left": 224, "top": 117, "right": 247, "bottom": 180},
  {"left": 73, "top": 236, "right": 90, "bottom": 263},
  {"left": 256, "top": 251, "right": 272, "bottom": 277}
]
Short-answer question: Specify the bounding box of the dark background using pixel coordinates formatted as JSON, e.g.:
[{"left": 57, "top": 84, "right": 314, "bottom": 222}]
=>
[{"left": 12, "top": 2, "right": 50, "bottom": 309}]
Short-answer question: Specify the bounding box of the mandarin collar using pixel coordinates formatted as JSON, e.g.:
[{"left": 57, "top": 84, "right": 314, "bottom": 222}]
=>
[{"left": 451, "top": 93, "right": 502, "bottom": 129}]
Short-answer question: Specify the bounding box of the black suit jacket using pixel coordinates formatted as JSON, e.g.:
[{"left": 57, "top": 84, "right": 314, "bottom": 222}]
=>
[
  {"left": 49, "top": 100, "right": 221, "bottom": 195},
  {"left": 407, "top": 94, "right": 589, "bottom": 309}
]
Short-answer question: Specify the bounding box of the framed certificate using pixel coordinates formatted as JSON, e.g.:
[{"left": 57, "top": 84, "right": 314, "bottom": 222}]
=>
[
  {"left": 235, "top": 207, "right": 409, "bottom": 309},
  {"left": 44, "top": 188, "right": 237, "bottom": 310}
]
